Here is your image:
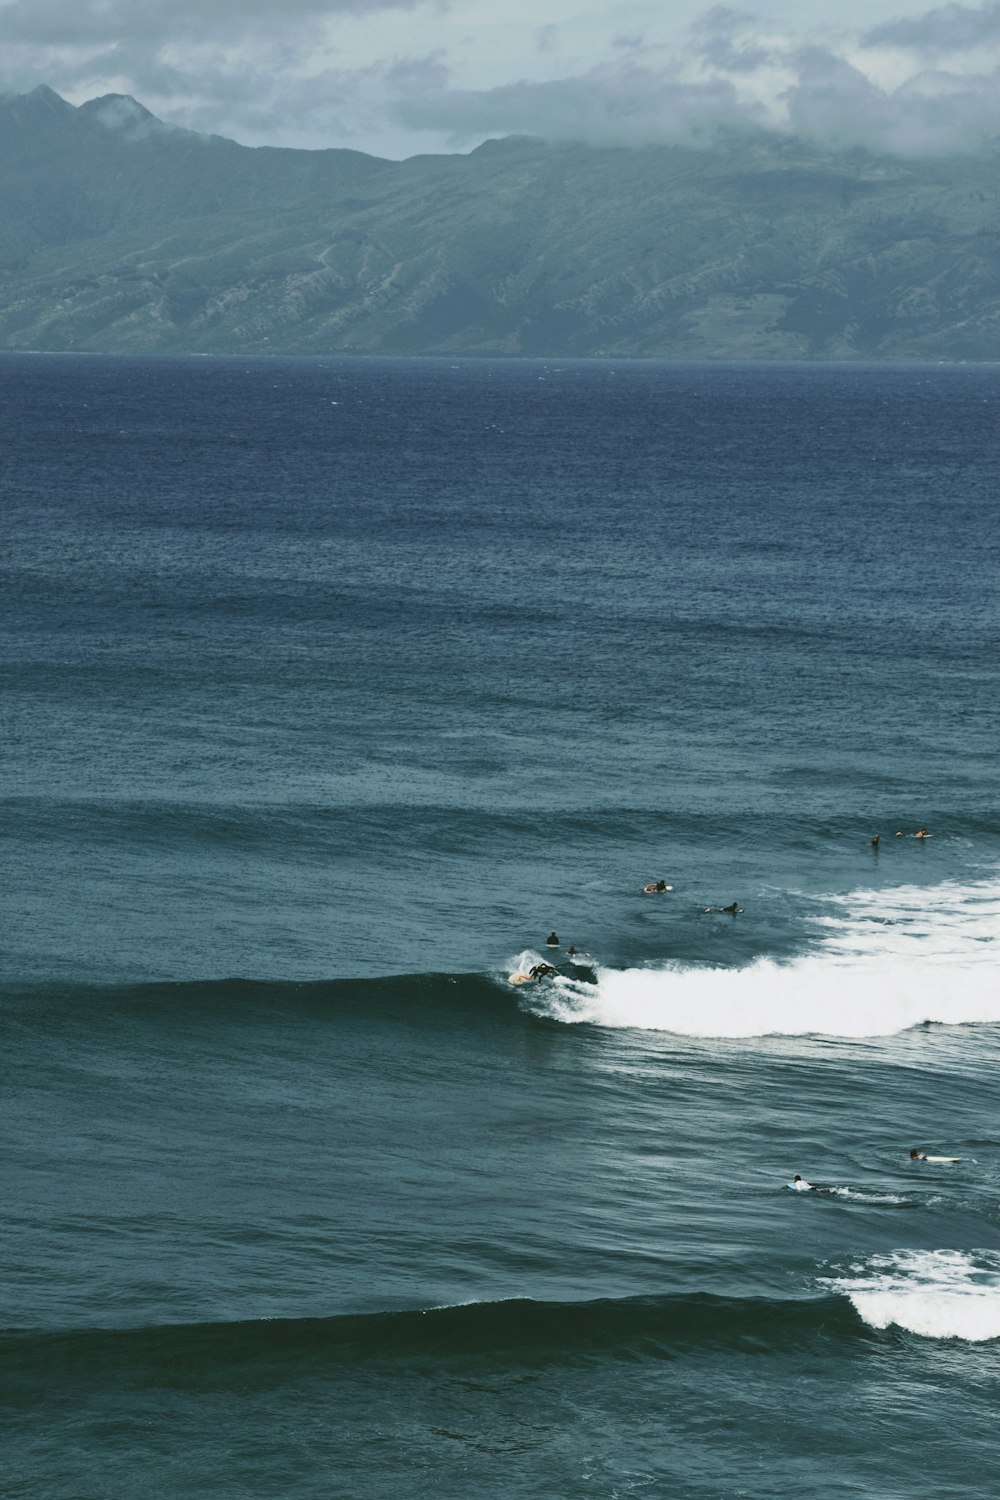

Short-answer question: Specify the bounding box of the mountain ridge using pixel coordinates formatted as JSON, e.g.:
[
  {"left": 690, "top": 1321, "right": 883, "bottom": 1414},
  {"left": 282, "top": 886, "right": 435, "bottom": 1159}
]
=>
[{"left": 1, "top": 87, "right": 999, "bottom": 359}]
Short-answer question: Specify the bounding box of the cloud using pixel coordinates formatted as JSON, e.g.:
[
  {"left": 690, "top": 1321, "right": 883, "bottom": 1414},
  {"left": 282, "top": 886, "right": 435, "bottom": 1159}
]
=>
[
  {"left": 863, "top": 1, "right": 1000, "bottom": 54},
  {"left": 389, "top": 30, "right": 1000, "bottom": 159},
  {"left": 691, "top": 7, "right": 775, "bottom": 73},
  {"left": 782, "top": 42, "right": 1000, "bottom": 153},
  {"left": 392, "top": 60, "right": 768, "bottom": 149},
  {"left": 83, "top": 92, "right": 179, "bottom": 140},
  {"left": 0, "top": 0, "right": 424, "bottom": 48}
]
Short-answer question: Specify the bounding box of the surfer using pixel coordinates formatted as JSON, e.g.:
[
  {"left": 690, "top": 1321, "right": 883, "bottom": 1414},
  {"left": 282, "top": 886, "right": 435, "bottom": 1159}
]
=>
[
  {"left": 915, "top": 827, "right": 930, "bottom": 839},
  {"left": 909, "top": 1147, "right": 960, "bottom": 1162},
  {"left": 509, "top": 960, "right": 558, "bottom": 984},
  {"left": 643, "top": 880, "right": 672, "bottom": 893},
  {"left": 704, "top": 902, "right": 743, "bottom": 914},
  {"left": 909, "top": 1148, "right": 927, "bottom": 1160},
  {"left": 871, "top": 833, "right": 880, "bottom": 848},
  {"left": 529, "top": 963, "right": 556, "bottom": 980},
  {"left": 546, "top": 931, "right": 559, "bottom": 947},
  {"left": 791, "top": 1175, "right": 815, "bottom": 1192}
]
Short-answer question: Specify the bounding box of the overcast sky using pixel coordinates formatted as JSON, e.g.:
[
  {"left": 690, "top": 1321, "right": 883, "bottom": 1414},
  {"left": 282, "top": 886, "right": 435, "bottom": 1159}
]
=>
[{"left": 3, "top": 0, "right": 1000, "bottom": 159}]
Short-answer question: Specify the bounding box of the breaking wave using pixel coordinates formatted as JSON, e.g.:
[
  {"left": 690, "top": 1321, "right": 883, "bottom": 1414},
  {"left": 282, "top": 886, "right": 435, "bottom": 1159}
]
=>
[
  {"left": 524, "top": 875, "right": 1000, "bottom": 1039},
  {"left": 822, "top": 1250, "right": 1000, "bottom": 1342}
]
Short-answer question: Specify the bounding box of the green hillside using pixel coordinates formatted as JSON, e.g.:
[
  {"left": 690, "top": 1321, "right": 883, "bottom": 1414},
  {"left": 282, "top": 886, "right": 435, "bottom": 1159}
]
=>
[{"left": 2, "top": 86, "right": 1000, "bottom": 358}]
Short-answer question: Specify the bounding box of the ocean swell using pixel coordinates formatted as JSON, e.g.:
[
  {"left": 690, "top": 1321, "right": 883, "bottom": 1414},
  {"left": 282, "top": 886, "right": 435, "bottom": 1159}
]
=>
[{"left": 0, "top": 1292, "right": 864, "bottom": 1395}]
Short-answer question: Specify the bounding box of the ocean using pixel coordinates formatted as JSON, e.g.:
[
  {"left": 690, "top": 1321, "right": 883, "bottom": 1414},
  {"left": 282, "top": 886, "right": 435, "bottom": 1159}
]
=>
[{"left": 1, "top": 352, "right": 998, "bottom": 1498}]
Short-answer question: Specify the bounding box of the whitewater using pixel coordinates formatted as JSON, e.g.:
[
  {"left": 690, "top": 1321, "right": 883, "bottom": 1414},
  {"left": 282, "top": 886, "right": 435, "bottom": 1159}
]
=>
[
  {"left": 524, "top": 873, "right": 1000, "bottom": 1038},
  {"left": 824, "top": 1250, "right": 1000, "bottom": 1342}
]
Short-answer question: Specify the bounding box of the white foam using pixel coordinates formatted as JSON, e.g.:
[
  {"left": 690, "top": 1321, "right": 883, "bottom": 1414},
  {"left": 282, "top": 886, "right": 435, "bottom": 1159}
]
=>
[
  {"left": 825, "top": 1187, "right": 912, "bottom": 1205},
  {"left": 526, "top": 874, "right": 1000, "bottom": 1038},
  {"left": 821, "top": 1249, "right": 1000, "bottom": 1342},
  {"left": 509, "top": 949, "right": 546, "bottom": 974}
]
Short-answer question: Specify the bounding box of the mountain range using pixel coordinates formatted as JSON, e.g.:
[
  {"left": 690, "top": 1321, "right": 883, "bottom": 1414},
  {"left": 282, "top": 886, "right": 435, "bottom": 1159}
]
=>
[{"left": 2, "top": 84, "right": 1000, "bottom": 359}]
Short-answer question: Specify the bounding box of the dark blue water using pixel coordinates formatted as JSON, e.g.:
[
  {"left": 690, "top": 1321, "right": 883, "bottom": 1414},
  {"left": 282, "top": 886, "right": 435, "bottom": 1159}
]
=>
[{"left": 2, "top": 354, "right": 999, "bottom": 1497}]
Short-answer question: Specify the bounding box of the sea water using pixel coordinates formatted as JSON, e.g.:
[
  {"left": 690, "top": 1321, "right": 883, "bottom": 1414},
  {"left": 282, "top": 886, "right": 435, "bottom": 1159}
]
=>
[{"left": 1, "top": 354, "right": 998, "bottom": 1497}]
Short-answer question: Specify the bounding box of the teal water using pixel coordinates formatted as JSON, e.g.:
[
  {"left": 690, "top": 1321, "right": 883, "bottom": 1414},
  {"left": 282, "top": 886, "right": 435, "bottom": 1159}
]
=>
[{"left": 1, "top": 354, "right": 999, "bottom": 1497}]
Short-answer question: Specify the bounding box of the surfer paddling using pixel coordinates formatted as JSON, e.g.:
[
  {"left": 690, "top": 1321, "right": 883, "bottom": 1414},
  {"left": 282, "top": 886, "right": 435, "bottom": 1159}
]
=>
[{"left": 642, "top": 880, "right": 672, "bottom": 894}]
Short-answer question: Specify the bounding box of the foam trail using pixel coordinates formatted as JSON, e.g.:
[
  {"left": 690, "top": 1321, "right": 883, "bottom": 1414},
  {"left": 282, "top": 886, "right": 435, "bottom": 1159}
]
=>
[
  {"left": 822, "top": 1250, "right": 1000, "bottom": 1342},
  {"left": 530, "top": 875, "right": 1000, "bottom": 1038},
  {"left": 825, "top": 1188, "right": 914, "bottom": 1206}
]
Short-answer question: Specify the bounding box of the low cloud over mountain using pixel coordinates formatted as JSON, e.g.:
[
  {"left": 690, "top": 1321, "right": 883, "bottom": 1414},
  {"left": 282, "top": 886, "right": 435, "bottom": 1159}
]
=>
[{"left": 4, "top": 1, "right": 1000, "bottom": 159}]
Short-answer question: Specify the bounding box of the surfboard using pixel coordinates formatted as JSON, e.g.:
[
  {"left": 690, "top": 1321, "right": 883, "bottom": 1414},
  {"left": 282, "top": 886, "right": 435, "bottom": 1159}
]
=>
[{"left": 925, "top": 1155, "right": 960, "bottom": 1163}]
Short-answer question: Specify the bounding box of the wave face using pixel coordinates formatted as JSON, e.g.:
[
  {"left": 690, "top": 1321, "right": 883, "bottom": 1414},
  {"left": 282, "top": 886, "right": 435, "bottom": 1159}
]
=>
[
  {"left": 0, "top": 1291, "right": 865, "bottom": 1391},
  {"left": 2, "top": 969, "right": 515, "bottom": 1021},
  {"left": 822, "top": 1250, "right": 1000, "bottom": 1342},
  {"left": 524, "top": 874, "right": 1000, "bottom": 1038}
]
